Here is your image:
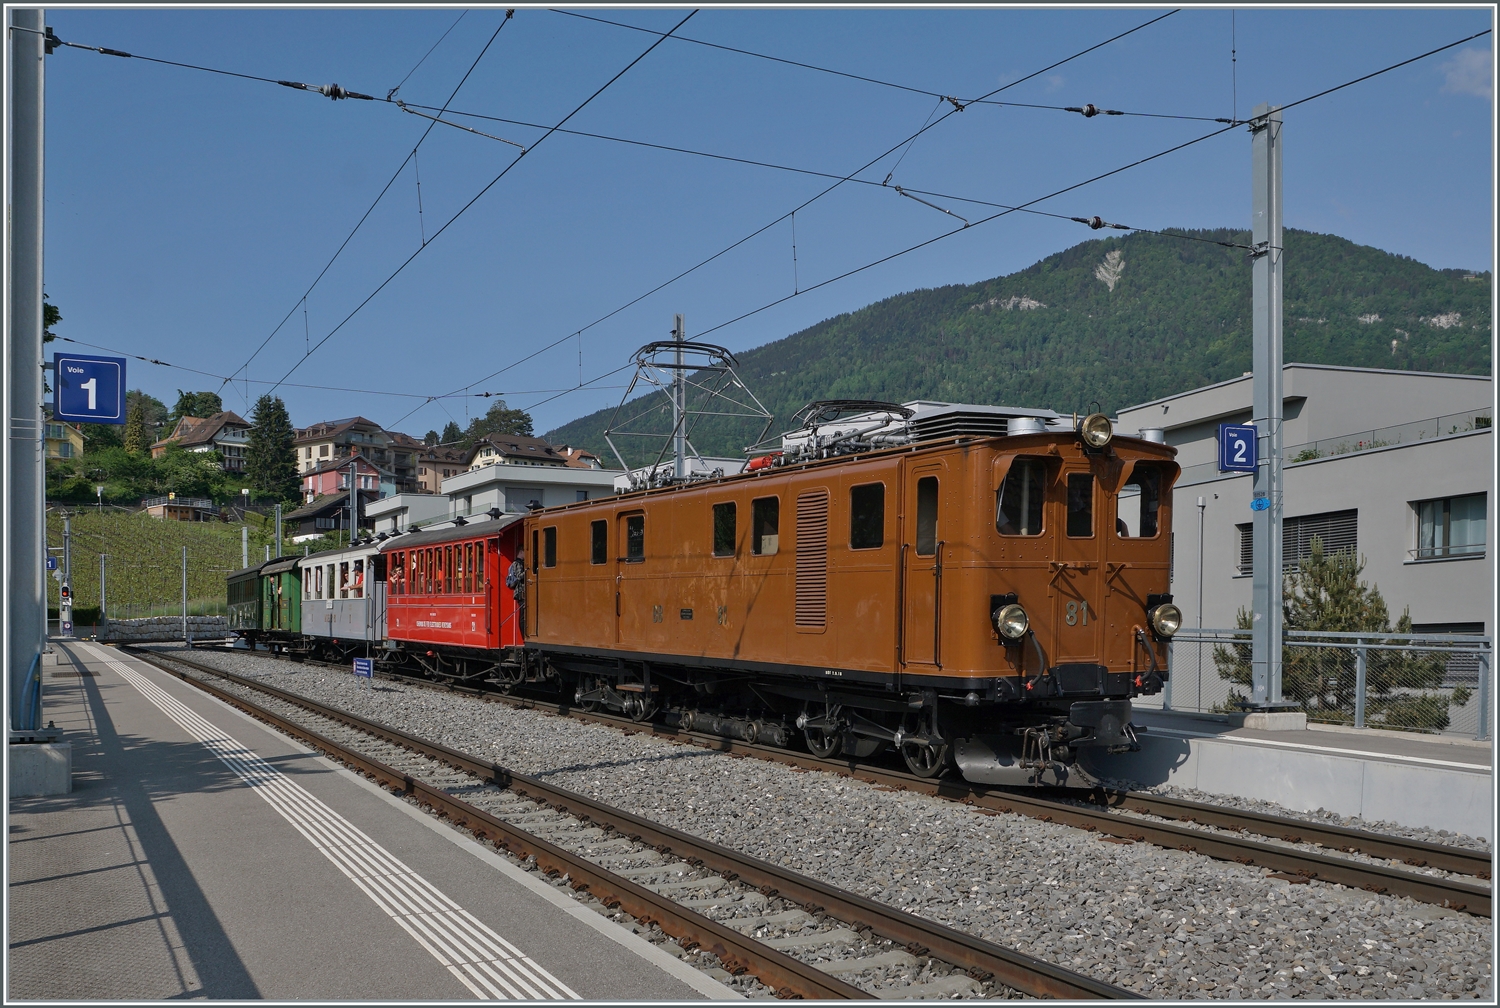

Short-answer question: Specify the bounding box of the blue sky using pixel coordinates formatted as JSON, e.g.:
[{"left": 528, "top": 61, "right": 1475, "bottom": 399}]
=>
[{"left": 41, "top": 5, "right": 1494, "bottom": 439}]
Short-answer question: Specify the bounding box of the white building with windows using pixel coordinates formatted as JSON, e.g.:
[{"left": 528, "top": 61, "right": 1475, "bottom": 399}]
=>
[{"left": 1116, "top": 364, "right": 1492, "bottom": 637}]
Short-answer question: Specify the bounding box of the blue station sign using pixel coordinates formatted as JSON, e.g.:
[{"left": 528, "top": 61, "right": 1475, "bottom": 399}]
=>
[
  {"left": 53, "top": 353, "right": 127, "bottom": 424},
  {"left": 352, "top": 657, "right": 373, "bottom": 678},
  {"left": 1218, "top": 423, "right": 1258, "bottom": 473}
]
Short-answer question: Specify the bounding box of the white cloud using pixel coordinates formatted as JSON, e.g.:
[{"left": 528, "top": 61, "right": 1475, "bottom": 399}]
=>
[
  {"left": 1441, "top": 48, "right": 1492, "bottom": 100},
  {"left": 1044, "top": 74, "right": 1066, "bottom": 93}
]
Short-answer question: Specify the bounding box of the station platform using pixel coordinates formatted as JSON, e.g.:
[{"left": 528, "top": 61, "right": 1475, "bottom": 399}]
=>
[
  {"left": 1092, "top": 707, "right": 1492, "bottom": 839},
  {"left": 8, "top": 640, "right": 732, "bottom": 1002}
]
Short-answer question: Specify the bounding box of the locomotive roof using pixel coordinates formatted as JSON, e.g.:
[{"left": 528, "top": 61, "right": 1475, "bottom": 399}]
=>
[{"left": 378, "top": 513, "right": 523, "bottom": 551}]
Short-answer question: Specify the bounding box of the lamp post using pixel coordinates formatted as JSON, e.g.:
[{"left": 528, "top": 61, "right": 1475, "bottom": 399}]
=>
[{"left": 95, "top": 483, "right": 104, "bottom": 519}]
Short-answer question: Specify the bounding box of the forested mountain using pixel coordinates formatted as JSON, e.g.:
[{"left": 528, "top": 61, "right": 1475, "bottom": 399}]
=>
[{"left": 546, "top": 228, "right": 1491, "bottom": 463}]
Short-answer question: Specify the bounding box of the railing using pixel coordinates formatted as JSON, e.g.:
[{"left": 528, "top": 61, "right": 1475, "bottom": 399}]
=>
[
  {"left": 140, "top": 495, "right": 218, "bottom": 512},
  {"left": 1153, "top": 628, "right": 1491, "bottom": 740},
  {"left": 1174, "top": 407, "right": 1491, "bottom": 487}
]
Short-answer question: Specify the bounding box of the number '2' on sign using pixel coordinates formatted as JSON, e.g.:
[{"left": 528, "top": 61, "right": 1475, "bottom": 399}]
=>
[{"left": 1218, "top": 424, "right": 1258, "bottom": 473}]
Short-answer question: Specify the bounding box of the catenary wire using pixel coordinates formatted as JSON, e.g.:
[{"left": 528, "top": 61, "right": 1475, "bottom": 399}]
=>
[
  {"left": 266, "top": 9, "right": 701, "bottom": 397},
  {"left": 426, "top": 8, "right": 1180, "bottom": 415},
  {"left": 386, "top": 9, "right": 469, "bottom": 101},
  {"left": 220, "top": 12, "right": 516, "bottom": 393},
  {"left": 552, "top": 8, "right": 1223, "bottom": 122}
]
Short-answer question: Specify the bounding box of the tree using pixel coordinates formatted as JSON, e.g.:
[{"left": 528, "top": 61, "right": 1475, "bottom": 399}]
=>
[
  {"left": 126, "top": 390, "right": 168, "bottom": 439},
  {"left": 43, "top": 300, "right": 60, "bottom": 343},
  {"left": 460, "top": 399, "right": 534, "bottom": 446},
  {"left": 1216, "top": 538, "right": 1459, "bottom": 729},
  {"left": 440, "top": 420, "right": 463, "bottom": 444},
  {"left": 122, "top": 402, "right": 148, "bottom": 455},
  {"left": 171, "top": 390, "right": 224, "bottom": 422},
  {"left": 245, "top": 394, "right": 299, "bottom": 502},
  {"left": 424, "top": 430, "right": 441, "bottom": 446}
]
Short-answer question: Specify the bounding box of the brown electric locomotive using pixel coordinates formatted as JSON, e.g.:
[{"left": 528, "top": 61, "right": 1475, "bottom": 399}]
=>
[{"left": 518, "top": 410, "right": 1181, "bottom": 786}]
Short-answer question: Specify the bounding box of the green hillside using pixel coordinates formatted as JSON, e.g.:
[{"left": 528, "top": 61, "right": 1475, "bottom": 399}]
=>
[
  {"left": 45, "top": 509, "right": 285, "bottom": 621},
  {"left": 547, "top": 229, "right": 1491, "bottom": 461}
]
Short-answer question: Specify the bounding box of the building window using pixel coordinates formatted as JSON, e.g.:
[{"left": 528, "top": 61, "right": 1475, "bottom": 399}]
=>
[
  {"left": 576, "top": 490, "right": 589, "bottom": 502},
  {"left": 57, "top": 442, "right": 73, "bottom": 459},
  {"left": 319, "top": 445, "right": 330, "bottom": 457},
  {"left": 850, "top": 483, "right": 884, "bottom": 549},
  {"left": 713, "top": 502, "right": 736, "bottom": 557},
  {"left": 1415, "top": 494, "right": 1486, "bottom": 559},
  {"left": 1238, "top": 509, "right": 1359, "bottom": 575}
]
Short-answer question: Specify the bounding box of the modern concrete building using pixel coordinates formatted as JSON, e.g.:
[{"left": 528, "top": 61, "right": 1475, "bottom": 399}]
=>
[
  {"left": 440, "top": 462, "right": 618, "bottom": 520},
  {"left": 1115, "top": 363, "right": 1491, "bottom": 639},
  {"left": 365, "top": 492, "right": 452, "bottom": 534}
]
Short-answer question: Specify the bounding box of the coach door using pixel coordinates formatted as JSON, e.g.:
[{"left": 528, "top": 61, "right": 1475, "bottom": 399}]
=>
[
  {"left": 901, "top": 463, "right": 946, "bottom": 669},
  {"left": 615, "top": 510, "right": 646, "bottom": 645},
  {"left": 1052, "top": 466, "right": 1105, "bottom": 663}
]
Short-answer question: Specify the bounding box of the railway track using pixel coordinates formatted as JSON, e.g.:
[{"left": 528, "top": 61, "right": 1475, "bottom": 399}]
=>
[
  {"left": 125, "top": 645, "right": 1138, "bottom": 1001},
  {"left": 185, "top": 644, "right": 1493, "bottom": 916}
]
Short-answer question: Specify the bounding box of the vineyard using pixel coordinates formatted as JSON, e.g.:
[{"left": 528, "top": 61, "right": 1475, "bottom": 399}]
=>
[{"left": 45, "top": 509, "right": 285, "bottom": 619}]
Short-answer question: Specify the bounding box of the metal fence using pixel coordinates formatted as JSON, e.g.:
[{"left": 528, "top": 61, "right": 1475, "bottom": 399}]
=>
[{"left": 1148, "top": 629, "right": 1491, "bottom": 740}]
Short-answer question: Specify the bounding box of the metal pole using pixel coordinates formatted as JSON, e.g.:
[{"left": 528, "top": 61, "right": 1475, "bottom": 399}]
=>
[
  {"left": 1477, "top": 652, "right": 1490, "bottom": 742},
  {"left": 99, "top": 553, "right": 106, "bottom": 634},
  {"left": 348, "top": 458, "right": 357, "bottom": 543},
  {"left": 1248, "top": 102, "right": 1285, "bottom": 709},
  {"left": 672, "top": 313, "right": 686, "bottom": 481},
  {"left": 1354, "top": 646, "right": 1367, "bottom": 729},
  {"left": 7, "top": 8, "right": 47, "bottom": 731},
  {"left": 242, "top": 525, "right": 249, "bottom": 568},
  {"left": 181, "top": 545, "right": 189, "bottom": 645},
  {"left": 61, "top": 512, "right": 72, "bottom": 636},
  {"left": 275, "top": 501, "right": 282, "bottom": 557},
  {"left": 265, "top": 545, "right": 270, "bottom": 563}
]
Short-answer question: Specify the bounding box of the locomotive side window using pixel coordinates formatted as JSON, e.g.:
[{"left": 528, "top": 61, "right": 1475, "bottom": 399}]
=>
[
  {"left": 1116, "top": 465, "right": 1162, "bottom": 538},
  {"left": 713, "top": 502, "right": 736, "bottom": 557},
  {"left": 1067, "top": 473, "right": 1094, "bottom": 538},
  {"left": 532, "top": 531, "right": 539, "bottom": 572},
  {"left": 996, "top": 459, "right": 1045, "bottom": 536},
  {"left": 591, "top": 520, "right": 608, "bottom": 564},
  {"left": 752, "top": 497, "right": 779, "bottom": 556},
  {"left": 915, "top": 477, "right": 938, "bottom": 556},
  {"left": 850, "top": 483, "right": 884, "bottom": 549},
  {"left": 543, "top": 527, "right": 558, "bottom": 568},
  {"left": 625, "top": 514, "right": 645, "bottom": 561}
]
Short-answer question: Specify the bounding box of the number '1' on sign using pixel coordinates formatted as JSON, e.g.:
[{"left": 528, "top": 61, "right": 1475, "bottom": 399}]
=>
[{"left": 1218, "top": 424, "right": 1258, "bottom": 473}]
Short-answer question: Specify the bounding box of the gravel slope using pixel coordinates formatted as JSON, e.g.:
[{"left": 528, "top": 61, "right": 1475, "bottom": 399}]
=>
[{"left": 147, "top": 645, "right": 1493, "bottom": 1000}]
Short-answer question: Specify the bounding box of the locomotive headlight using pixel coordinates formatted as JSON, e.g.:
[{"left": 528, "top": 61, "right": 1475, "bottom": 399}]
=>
[
  {"left": 993, "top": 603, "right": 1030, "bottom": 640},
  {"left": 1078, "top": 412, "right": 1114, "bottom": 449},
  {"left": 1149, "top": 603, "right": 1183, "bottom": 639}
]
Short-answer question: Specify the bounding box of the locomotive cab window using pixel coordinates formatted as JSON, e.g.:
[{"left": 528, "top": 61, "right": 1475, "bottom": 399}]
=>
[
  {"left": 713, "top": 502, "right": 736, "bottom": 557},
  {"left": 625, "top": 514, "right": 645, "bottom": 562},
  {"left": 591, "top": 520, "right": 608, "bottom": 564},
  {"left": 850, "top": 483, "right": 884, "bottom": 549},
  {"left": 543, "top": 527, "right": 558, "bottom": 568},
  {"left": 997, "top": 458, "right": 1046, "bottom": 536},
  {"left": 1116, "top": 465, "right": 1162, "bottom": 538},
  {"left": 915, "top": 477, "right": 938, "bottom": 555},
  {"left": 752, "top": 497, "right": 779, "bottom": 556},
  {"left": 1066, "top": 473, "right": 1094, "bottom": 538}
]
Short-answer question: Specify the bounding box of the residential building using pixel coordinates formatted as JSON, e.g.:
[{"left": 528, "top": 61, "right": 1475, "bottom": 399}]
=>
[
  {"left": 440, "top": 459, "right": 617, "bottom": 520},
  {"left": 43, "top": 418, "right": 84, "bottom": 461},
  {"left": 465, "top": 433, "right": 571, "bottom": 471},
  {"left": 365, "top": 492, "right": 454, "bottom": 534},
  {"left": 555, "top": 445, "right": 606, "bottom": 469},
  {"left": 1114, "top": 365, "right": 1491, "bottom": 709},
  {"left": 415, "top": 443, "right": 469, "bottom": 493},
  {"left": 286, "top": 491, "right": 379, "bottom": 543},
  {"left": 300, "top": 456, "right": 393, "bottom": 501},
  {"left": 294, "top": 417, "right": 419, "bottom": 493},
  {"left": 150, "top": 411, "right": 251, "bottom": 470}
]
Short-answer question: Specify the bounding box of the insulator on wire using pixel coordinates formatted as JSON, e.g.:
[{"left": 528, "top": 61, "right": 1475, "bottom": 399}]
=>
[
  {"left": 1071, "top": 216, "right": 1132, "bottom": 231},
  {"left": 278, "top": 80, "right": 374, "bottom": 100},
  {"left": 1065, "top": 104, "right": 1124, "bottom": 118}
]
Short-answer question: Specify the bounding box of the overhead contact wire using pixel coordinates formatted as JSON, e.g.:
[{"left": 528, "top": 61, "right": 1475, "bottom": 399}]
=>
[{"left": 269, "top": 9, "right": 702, "bottom": 395}]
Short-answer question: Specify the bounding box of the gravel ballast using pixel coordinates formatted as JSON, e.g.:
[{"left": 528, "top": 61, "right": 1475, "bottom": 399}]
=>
[{"left": 146, "top": 645, "right": 1493, "bottom": 1000}]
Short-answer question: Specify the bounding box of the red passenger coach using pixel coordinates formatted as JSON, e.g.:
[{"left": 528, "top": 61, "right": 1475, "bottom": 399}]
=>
[{"left": 382, "top": 516, "right": 525, "bottom": 670}]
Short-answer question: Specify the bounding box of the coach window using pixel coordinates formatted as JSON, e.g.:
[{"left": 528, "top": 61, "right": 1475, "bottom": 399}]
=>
[
  {"left": 915, "top": 477, "right": 938, "bottom": 555},
  {"left": 997, "top": 459, "right": 1046, "bottom": 536},
  {"left": 457, "top": 545, "right": 468, "bottom": 593},
  {"left": 713, "top": 502, "right": 737, "bottom": 557},
  {"left": 390, "top": 552, "right": 405, "bottom": 595},
  {"left": 544, "top": 527, "right": 558, "bottom": 568},
  {"left": 850, "top": 483, "right": 884, "bottom": 549},
  {"left": 591, "top": 520, "right": 608, "bottom": 564},
  {"left": 327, "top": 564, "right": 336, "bottom": 600},
  {"left": 625, "top": 514, "right": 645, "bottom": 561},
  {"left": 1115, "top": 466, "right": 1162, "bottom": 538},
  {"left": 351, "top": 559, "right": 365, "bottom": 599},
  {"left": 1067, "top": 473, "right": 1094, "bottom": 538},
  {"left": 446, "top": 545, "right": 456, "bottom": 593},
  {"left": 475, "top": 543, "right": 485, "bottom": 589},
  {"left": 339, "top": 562, "right": 350, "bottom": 599},
  {"left": 434, "top": 548, "right": 445, "bottom": 594},
  {"left": 752, "top": 496, "right": 779, "bottom": 556},
  {"left": 314, "top": 564, "right": 323, "bottom": 599}
]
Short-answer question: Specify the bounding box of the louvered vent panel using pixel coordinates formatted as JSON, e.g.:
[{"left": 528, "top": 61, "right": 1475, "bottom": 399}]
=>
[
  {"left": 911, "top": 412, "right": 1009, "bottom": 441},
  {"left": 795, "top": 490, "right": 830, "bottom": 627}
]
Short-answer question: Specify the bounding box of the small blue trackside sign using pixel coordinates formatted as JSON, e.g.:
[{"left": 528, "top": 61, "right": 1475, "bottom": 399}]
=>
[
  {"left": 352, "top": 658, "right": 373, "bottom": 678},
  {"left": 53, "top": 353, "right": 127, "bottom": 424},
  {"left": 1218, "top": 423, "right": 1258, "bottom": 473}
]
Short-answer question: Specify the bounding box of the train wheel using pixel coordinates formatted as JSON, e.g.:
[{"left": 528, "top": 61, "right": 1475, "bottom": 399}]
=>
[
  {"left": 804, "top": 725, "right": 842, "bottom": 759},
  {"left": 579, "top": 676, "right": 604, "bottom": 713},
  {"left": 901, "top": 740, "right": 951, "bottom": 779}
]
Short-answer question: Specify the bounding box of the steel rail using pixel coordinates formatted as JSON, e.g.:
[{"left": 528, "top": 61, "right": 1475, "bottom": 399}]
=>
[
  {"left": 191, "top": 646, "right": 1493, "bottom": 912},
  {"left": 127, "top": 646, "right": 1139, "bottom": 1000}
]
